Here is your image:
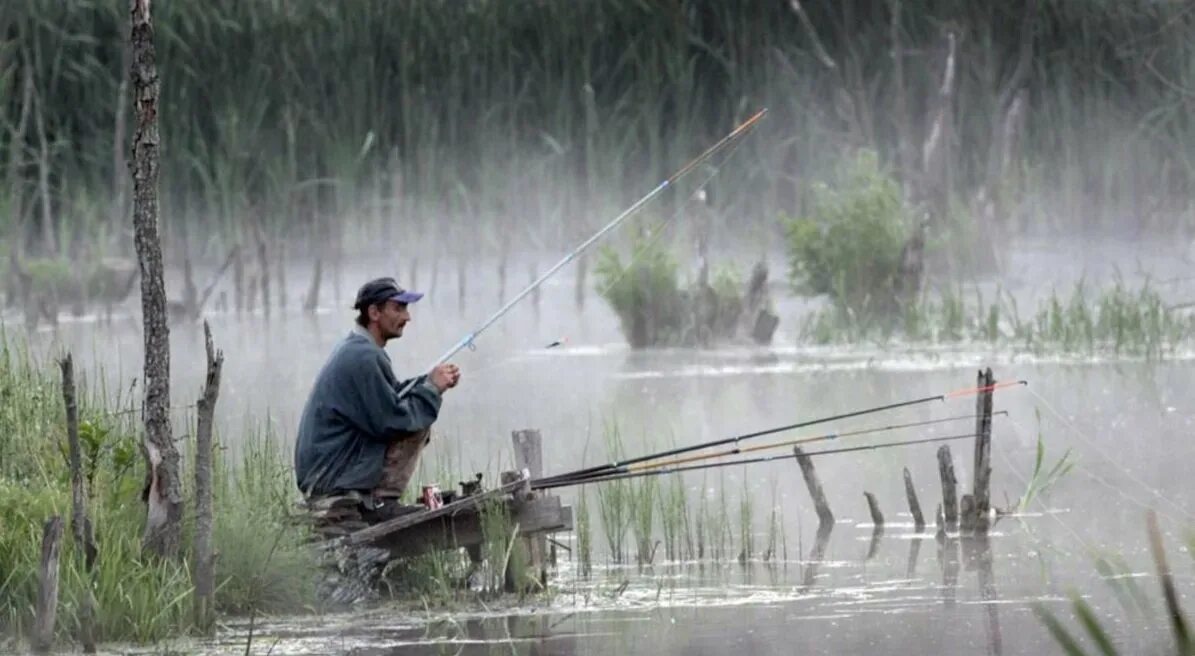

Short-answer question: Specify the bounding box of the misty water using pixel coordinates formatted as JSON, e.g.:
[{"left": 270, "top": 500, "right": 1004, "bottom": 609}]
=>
[{"left": 9, "top": 236, "right": 1195, "bottom": 655}]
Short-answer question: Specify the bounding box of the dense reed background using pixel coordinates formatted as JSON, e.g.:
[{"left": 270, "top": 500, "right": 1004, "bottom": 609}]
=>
[{"left": 2, "top": 0, "right": 1193, "bottom": 265}]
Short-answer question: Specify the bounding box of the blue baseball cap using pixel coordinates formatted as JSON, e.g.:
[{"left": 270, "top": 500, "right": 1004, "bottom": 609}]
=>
[{"left": 353, "top": 277, "right": 424, "bottom": 309}]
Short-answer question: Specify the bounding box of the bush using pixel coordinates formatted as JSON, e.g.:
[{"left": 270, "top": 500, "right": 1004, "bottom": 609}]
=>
[
  {"left": 594, "top": 236, "right": 751, "bottom": 348},
  {"left": 783, "top": 149, "right": 913, "bottom": 321}
]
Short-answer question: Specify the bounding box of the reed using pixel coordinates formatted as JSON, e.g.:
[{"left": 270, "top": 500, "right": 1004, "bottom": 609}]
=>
[{"left": 4, "top": 1, "right": 1192, "bottom": 263}]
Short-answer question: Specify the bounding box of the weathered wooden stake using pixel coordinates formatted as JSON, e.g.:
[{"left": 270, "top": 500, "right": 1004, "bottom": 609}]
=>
[
  {"left": 903, "top": 467, "right": 925, "bottom": 531},
  {"left": 131, "top": 0, "right": 183, "bottom": 558},
  {"left": 972, "top": 367, "right": 995, "bottom": 531},
  {"left": 61, "top": 355, "right": 97, "bottom": 653},
  {"left": 32, "top": 516, "right": 64, "bottom": 654},
  {"left": 959, "top": 494, "right": 976, "bottom": 533},
  {"left": 507, "top": 429, "right": 546, "bottom": 592},
  {"left": 863, "top": 491, "right": 884, "bottom": 526},
  {"left": 194, "top": 322, "right": 223, "bottom": 632},
  {"left": 937, "top": 445, "right": 958, "bottom": 529},
  {"left": 793, "top": 446, "right": 834, "bottom": 527}
]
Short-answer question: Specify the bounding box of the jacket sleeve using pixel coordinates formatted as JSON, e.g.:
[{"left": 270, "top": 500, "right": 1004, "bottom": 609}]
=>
[{"left": 349, "top": 352, "right": 442, "bottom": 441}]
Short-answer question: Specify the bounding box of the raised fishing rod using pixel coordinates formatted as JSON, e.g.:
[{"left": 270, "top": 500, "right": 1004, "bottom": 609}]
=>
[
  {"left": 598, "top": 410, "right": 1009, "bottom": 476},
  {"left": 535, "top": 379, "right": 1027, "bottom": 486},
  {"left": 397, "top": 108, "right": 769, "bottom": 398},
  {"left": 533, "top": 432, "right": 980, "bottom": 490}
]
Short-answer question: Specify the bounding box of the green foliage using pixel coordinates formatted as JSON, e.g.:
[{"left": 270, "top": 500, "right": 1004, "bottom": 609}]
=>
[
  {"left": 1016, "top": 410, "right": 1076, "bottom": 512},
  {"left": 595, "top": 240, "right": 686, "bottom": 349},
  {"left": 594, "top": 237, "right": 751, "bottom": 348},
  {"left": 783, "top": 150, "right": 912, "bottom": 321},
  {"left": 800, "top": 280, "right": 1195, "bottom": 357},
  {"left": 0, "top": 338, "right": 316, "bottom": 645}
]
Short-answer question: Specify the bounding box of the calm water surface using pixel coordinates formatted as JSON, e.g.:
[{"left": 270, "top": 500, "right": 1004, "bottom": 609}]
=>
[{"left": 10, "top": 239, "right": 1195, "bottom": 655}]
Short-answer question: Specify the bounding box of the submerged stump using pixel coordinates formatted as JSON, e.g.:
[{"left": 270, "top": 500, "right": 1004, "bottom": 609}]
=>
[{"left": 794, "top": 446, "right": 834, "bottom": 527}]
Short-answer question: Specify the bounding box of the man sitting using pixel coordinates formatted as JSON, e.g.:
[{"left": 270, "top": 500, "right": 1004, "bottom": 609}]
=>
[{"left": 294, "top": 277, "right": 461, "bottom": 520}]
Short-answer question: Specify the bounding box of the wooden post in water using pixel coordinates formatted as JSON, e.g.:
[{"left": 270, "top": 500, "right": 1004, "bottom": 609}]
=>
[
  {"left": 903, "top": 467, "right": 925, "bottom": 531},
  {"left": 972, "top": 367, "right": 995, "bottom": 531},
  {"left": 61, "top": 355, "right": 96, "bottom": 653},
  {"left": 507, "top": 429, "right": 546, "bottom": 592},
  {"left": 959, "top": 494, "right": 976, "bottom": 533},
  {"left": 937, "top": 445, "right": 958, "bottom": 529},
  {"left": 194, "top": 322, "right": 223, "bottom": 633},
  {"left": 32, "top": 516, "right": 64, "bottom": 654},
  {"left": 863, "top": 492, "right": 884, "bottom": 526},
  {"left": 793, "top": 446, "right": 834, "bottom": 527}
]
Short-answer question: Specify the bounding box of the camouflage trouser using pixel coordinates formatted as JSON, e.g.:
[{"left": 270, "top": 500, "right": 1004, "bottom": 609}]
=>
[{"left": 373, "top": 429, "right": 431, "bottom": 499}]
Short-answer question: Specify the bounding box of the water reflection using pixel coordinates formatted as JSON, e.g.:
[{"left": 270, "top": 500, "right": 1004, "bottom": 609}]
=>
[{"left": 800, "top": 523, "right": 834, "bottom": 591}]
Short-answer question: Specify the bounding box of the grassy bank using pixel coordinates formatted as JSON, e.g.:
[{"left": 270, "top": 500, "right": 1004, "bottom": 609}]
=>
[{"left": 0, "top": 337, "right": 315, "bottom": 648}]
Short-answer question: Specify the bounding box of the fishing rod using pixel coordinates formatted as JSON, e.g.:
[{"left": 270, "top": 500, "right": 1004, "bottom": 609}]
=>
[
  {"left": 534, "top": 379, "right": 1027, "bottom": 486},
  {"left": 601, "top": 410, "right": 1009, "bottom": 477},
  {"left": 397, "top": 108, "right": 769, "bottom": 398},
  {"left": 533, "top": 432, "right": 980, "bottom": 490}
]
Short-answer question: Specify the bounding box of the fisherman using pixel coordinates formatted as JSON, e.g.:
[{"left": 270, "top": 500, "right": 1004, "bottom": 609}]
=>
[{"left": 294, "top": 277, "right": 461, "bottom": 520}]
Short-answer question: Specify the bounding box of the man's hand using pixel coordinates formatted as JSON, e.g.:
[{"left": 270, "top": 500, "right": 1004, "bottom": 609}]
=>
[{"left": 430, "top": 363, "right": 461, "bottom": 392}]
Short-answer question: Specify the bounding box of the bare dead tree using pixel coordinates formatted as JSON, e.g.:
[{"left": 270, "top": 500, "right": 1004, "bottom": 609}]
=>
[{"left": 130, "top": 0, "right": 182, "bottom": 557}]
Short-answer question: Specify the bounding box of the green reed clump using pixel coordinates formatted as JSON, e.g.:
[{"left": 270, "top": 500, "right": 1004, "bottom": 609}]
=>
[
  {"left": 595, "top": 423, "right": 632, "bottom": 564},
  {"left": 575, "top": 488, "right": 592, "bottom": 577},
  {"left": 800, "top": 280, "right": 1195, "bottom": 357},
  {"left": 658, "top": 475, "right": 691, "bottom": 562},
  {"left": 479, "top": 498, "right": 522, "bottom": 596},
  {"left": 630, "top": 476, "right": 658, "bottom": 566},
  {"left": 0, "top": 336, "right": 316, "bottom": 646},
  {"left": 737, "top": 479, "right": 754, "bottom": 564}
]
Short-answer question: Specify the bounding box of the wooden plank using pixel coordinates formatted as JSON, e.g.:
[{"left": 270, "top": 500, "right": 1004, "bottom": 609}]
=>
[
  {"left": 331, "top": 476, "right": 527, "bottom": 549},
  {"left": 372, "top": 496, "right": 572, "bottom": 559}
]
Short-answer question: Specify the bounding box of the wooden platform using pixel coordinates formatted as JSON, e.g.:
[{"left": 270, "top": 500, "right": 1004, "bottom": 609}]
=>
[{"left": 307, "top": 430, "right": 572, "bottom": 570}]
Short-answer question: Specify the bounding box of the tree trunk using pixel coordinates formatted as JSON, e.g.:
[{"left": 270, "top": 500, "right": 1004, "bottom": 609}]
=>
[
  {"left": 194, "top": 322, "right": 223, "bottom": 632},
  {"left": 130, "top": 0, "right": 181, "bottom": 558}
]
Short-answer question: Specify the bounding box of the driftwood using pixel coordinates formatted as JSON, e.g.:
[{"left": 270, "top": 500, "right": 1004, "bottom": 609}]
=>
[
  {"left": 793, "top": 446, "right": 834, "bottom": 527},
  {"left": 32, "top": 517, "right": 64, "bottom": 654},
  {"left": 61, "top": 355, "right": 97, "bottom": 653},
  {"left": 194, "top": 322, "right": 223, "bottom": 632},
  {"left": 131, "top": 0, "right": 182, "bottom": 558}
]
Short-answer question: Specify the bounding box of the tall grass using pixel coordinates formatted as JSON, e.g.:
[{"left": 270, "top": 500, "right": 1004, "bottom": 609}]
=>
[
  {"left": 800, "top": 280, "right": 1195, "bottom": 357},
  {"left": 4, "top": 1, "right": 1194, "bottom": 263},
  {"left": 0, "top": 336, "right": 316, "bottom": 645}
]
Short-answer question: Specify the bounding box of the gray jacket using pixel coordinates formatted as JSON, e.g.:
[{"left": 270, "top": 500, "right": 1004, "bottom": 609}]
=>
[{"left": 294, "top": 327, "right": 442, "bottom": 496}]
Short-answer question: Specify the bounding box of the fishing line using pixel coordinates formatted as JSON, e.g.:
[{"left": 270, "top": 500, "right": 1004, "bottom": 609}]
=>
[
  {"left": 536, "top": 379, "right": 1028, "bottom": 486},
  {"left": 1024, "top": 386, "right": 1195, "bottom": 522},
  {"left": 462, "top": 128, "right": 755, "bottom": 382},
  {"left": 532, "top": 432, "right": 980, "bottom": 490},
  {"left": 397, "top": 109, "right": 769, "bottom": 398}
]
